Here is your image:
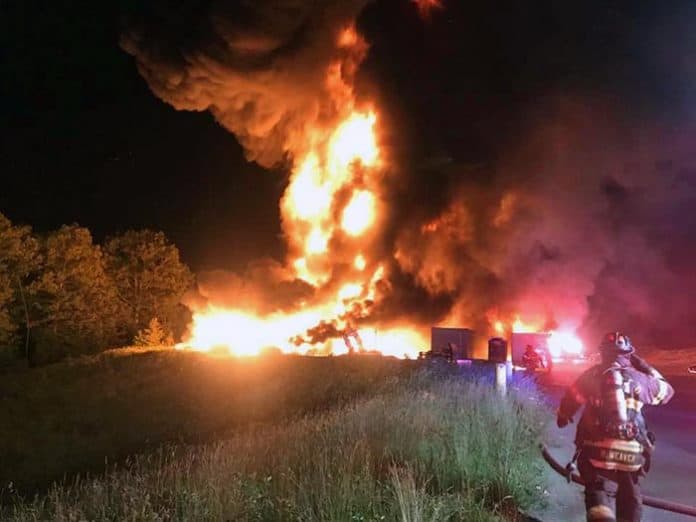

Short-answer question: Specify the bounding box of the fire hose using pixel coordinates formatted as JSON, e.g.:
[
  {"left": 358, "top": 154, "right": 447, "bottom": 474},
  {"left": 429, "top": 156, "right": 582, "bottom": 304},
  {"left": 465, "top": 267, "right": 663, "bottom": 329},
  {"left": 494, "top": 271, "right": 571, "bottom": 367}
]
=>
[{"left": 540, "top": 444, "right": 696, "bottom": 518}]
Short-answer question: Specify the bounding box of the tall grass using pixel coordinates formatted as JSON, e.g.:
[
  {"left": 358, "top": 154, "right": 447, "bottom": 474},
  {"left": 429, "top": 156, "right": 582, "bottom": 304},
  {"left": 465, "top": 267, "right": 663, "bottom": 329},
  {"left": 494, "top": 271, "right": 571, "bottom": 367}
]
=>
[
  {"left": 3, "top": 368, "right": 549, "bottom": 521},
  {"left": 0, "top": 349, "right": 416, "bottom": 494}
]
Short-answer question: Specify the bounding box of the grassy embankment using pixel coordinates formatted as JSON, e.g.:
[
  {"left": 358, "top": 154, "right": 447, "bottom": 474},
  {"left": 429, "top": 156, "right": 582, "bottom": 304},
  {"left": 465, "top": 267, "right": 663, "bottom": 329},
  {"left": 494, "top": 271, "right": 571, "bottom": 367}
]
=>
[{"left": 1, "top": 348, "right": 551, "bottom": 521}]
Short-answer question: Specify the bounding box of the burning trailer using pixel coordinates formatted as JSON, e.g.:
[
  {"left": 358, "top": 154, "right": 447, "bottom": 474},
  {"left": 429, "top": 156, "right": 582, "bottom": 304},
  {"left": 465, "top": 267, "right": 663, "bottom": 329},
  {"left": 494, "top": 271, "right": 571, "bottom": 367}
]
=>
[{"left": 420, "top": 327, "right": 475, "bottom": 362}]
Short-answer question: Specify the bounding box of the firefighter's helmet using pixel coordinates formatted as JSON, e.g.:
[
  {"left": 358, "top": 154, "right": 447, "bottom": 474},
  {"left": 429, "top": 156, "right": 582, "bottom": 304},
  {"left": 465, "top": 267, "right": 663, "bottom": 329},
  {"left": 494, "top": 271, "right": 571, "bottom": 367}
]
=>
[{"left": 599, "top": 331, "right": 633, "bottom": 353}]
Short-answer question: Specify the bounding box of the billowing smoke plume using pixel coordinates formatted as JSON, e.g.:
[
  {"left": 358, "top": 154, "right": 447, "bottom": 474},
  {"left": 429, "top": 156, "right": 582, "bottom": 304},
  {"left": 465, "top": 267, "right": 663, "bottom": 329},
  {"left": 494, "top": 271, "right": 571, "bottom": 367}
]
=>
[
  {"left": 194, "top": 259, "right": 314, "bottom": 315},
  {"left": 124, "top": 1, "right": 696, "bottom": 350},
  {"left": 389, "top": 98, "right": 696, "bottom": 344},
  {"left": 121, "top": 0, "right": 370, "bottom": 167}
]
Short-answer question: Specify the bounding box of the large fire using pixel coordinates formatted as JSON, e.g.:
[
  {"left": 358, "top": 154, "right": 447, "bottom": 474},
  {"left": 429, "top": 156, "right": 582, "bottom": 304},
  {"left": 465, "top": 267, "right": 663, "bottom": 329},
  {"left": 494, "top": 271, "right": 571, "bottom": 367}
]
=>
[
  {"left": 492, "top": 313, "right": 585, "bottom": 359},
  {"left": 123, "top": 3, "right": 624, "bottom": 363},
  {"left": 178, "top": 25, "right": 427, "bottom": 359},
  {"left": 177, "top": 21, "right": 584, "bottom": 362}
]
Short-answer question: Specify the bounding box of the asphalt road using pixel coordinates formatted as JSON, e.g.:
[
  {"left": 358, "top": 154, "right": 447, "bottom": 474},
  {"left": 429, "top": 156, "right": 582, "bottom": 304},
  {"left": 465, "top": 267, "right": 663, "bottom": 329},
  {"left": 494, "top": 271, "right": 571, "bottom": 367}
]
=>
[{"left": 530, "top": 362, "right": 696, "bottom": 522}]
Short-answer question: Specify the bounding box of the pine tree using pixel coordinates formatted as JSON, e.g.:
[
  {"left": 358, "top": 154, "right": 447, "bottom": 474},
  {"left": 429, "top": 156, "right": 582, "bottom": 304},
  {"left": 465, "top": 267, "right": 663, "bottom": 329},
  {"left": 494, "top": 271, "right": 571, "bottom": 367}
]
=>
[
  {"left": 134, "top": 317, "right": 173, "bottom": 347},
  {"left": 104, "top": 230, "right": 193, "bottom": 344}
]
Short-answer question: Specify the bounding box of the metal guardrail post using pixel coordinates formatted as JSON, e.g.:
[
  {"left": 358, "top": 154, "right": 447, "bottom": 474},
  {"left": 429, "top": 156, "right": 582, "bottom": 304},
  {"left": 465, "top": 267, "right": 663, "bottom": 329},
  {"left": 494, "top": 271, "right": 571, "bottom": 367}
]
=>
[{"left": 495, "top": 362, "right": 507, "bottom": 395}]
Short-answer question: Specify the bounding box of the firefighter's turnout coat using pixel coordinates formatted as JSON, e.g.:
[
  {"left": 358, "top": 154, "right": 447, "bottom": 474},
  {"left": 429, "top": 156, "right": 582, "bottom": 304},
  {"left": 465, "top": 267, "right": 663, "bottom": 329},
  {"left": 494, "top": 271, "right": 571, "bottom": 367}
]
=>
[{"left": 558, "top": 354, "right": 674, "bottom": 472}]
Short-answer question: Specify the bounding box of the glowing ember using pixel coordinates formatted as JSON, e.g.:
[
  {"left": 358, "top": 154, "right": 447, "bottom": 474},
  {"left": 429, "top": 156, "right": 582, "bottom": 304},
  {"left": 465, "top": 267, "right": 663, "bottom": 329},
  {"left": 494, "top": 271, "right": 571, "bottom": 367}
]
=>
[{"left": 342, "top": 190, "right": 376, "bottom": 236}]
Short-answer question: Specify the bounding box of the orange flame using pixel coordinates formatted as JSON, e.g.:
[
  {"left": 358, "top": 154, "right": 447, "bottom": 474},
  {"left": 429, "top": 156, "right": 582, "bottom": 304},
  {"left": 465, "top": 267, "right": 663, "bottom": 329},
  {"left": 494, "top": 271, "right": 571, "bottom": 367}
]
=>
[
  {"left": 512, "top": 316, "right": 542, "bottom": 333},
  {"left": 342, "top": 190, "right": 376, "bottom": 236},
  {"left": 179, "top": 25, "right": 424, "bottom": 359},
  {"left": 354, "top": 254, "right": 366, "bottom": 271},
  {"left": 489, "top": 312, "right": 585, "bottom": 359}
]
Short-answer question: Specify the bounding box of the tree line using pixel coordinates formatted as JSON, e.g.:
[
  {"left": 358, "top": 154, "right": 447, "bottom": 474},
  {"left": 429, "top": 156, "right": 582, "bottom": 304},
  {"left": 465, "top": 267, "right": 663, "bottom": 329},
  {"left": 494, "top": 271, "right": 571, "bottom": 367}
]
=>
[{"left": 0, "top": 212, "right": 194, "bottom": 366}]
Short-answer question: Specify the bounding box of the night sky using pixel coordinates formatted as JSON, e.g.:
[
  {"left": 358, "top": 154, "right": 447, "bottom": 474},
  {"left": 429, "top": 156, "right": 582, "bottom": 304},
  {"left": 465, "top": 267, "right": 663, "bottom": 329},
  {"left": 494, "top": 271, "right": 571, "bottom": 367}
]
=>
[
  {"left": 2, "top": 0, "right": 286, "bottom": 271},
  {"left": 3, "top": 1, "right": 696, "bottom": 342},
  {"left": 3, "top": 1, "right": 691, "bottom": 270}
]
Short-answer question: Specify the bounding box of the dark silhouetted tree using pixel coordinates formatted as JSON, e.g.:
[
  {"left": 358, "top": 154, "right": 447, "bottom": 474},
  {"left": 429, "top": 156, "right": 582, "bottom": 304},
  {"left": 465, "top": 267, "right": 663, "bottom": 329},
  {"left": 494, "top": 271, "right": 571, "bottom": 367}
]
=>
[{"left": 104, "top": 230, "right": 193, "bottom": 343}]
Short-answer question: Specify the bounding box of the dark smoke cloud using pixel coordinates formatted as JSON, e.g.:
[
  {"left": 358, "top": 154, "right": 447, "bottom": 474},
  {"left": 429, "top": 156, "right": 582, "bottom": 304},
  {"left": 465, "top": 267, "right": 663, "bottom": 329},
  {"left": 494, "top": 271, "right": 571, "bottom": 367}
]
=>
[
  {"left": 345, "top": 1, "right": 696, "bottom": 347},
  {"left": 121, "top": 0, "right": 370, "bottom": 167},
  {"left": 389, "top": 97, "right": 696, "bottom": 346},
  {"left": 192, "top": 258, "right": 314, "bottom": 315}
]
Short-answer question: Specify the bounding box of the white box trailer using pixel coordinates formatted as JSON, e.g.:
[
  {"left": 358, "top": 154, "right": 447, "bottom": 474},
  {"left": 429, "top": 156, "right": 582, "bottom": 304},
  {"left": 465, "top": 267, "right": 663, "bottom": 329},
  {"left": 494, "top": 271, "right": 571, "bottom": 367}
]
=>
[{"left": 430, "top": 327, "right": 474, "bottom": 360}]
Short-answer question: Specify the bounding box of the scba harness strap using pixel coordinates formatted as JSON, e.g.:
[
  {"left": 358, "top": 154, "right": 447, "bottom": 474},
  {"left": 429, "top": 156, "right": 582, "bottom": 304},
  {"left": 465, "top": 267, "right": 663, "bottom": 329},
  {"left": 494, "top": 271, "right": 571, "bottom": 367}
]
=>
[{"left": 584, "top": 367, "right": 647, "bottom": 473}]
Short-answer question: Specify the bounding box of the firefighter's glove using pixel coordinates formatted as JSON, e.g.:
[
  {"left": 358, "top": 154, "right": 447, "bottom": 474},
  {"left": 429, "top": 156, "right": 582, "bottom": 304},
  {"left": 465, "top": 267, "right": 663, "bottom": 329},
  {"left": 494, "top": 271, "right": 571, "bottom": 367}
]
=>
[
  {"left": 564, "top": 461, "right": 578, "bottom": 483},
  {"left": 556, "top": 414, "right": 572, "bottom": 428}
]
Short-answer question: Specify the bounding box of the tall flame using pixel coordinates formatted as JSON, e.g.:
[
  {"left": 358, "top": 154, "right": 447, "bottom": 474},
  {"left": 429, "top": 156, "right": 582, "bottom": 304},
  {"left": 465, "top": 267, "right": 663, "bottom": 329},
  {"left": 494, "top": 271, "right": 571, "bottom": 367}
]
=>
[{"left": 180, "top": 25, "right": 426, "bottom": 358}]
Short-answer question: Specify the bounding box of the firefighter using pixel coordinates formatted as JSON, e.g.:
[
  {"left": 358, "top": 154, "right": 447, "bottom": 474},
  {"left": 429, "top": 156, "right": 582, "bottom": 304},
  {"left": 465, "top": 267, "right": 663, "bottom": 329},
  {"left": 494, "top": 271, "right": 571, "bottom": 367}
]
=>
[
  {"left": 522, "top": 343, "right": 542, "bottom": 371},
  {"left": 556, "top": 332, "right": 674, "bottom": 522}
]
